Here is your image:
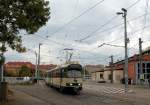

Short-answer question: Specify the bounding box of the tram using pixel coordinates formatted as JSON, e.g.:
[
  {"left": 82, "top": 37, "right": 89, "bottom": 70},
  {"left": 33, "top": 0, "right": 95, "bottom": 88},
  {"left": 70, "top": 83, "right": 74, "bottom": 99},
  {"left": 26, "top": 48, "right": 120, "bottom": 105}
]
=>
[{"left": 45, "top": 63, "right": 83, "bottom": 94}]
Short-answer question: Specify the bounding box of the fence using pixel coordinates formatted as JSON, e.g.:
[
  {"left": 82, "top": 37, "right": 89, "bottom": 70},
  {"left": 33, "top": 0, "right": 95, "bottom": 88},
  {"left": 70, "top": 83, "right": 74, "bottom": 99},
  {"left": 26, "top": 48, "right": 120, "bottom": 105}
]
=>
[{"left": 4, "top": 77, "right": 31, "bottom": 84}]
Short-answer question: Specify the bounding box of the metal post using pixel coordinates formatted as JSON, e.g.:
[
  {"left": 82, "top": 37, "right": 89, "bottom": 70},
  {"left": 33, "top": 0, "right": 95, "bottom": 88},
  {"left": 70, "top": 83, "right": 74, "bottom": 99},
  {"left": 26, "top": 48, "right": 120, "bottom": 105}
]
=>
[
  {"left": 110, "top": 55, "right": 114, "bottom": 83},
  {"left": 37, "top": 43, "right": 42, "bottom": 84},
  {"left": 117, "top": 8, "right": 129, "bottom": 93},
  {"left": 35, "top": 52, "right": 38, "bottom": 79},
  {"left": 83, "top": 65, "right": 86, "bottom": 81},
  {"left": 0, "top": 64, "right": 2, "bottom": 82},
  {"left": 0, "top": 52, "right": 4, "bottom": 82},
  {"left": 28, "top": 49, "right": 38, "bottom": 83},
  {"left": 1, "top": 64, "right": 3, "bottom": 82},
  {"left": 123, "top": 8, "right": 129, "bottom": 93},
  {"left": 139, "top": 38, "right": 143, "bottom": 84}
]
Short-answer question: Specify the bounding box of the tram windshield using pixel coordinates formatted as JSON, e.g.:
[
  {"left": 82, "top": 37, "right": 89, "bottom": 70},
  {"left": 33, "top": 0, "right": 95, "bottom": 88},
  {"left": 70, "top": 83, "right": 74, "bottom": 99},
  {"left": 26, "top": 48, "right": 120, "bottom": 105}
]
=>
[{"left": 67, "top": 70, "right": 82, "bottom": 78}]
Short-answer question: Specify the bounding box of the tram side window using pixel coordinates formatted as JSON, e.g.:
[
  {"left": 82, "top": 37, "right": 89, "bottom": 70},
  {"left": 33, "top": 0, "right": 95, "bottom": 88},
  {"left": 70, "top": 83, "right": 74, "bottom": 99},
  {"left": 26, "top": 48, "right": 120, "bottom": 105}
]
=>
[
  {"left": 59, "top": 68, "right": 66, "bottom": 78},
  {"left": 50, "top": 72, "right": 52, "bottom": 78},
  {"left": 56, "top": 69, "right": 61, "bottom": 78},
  {"left": 59, "top": 69, "right": 61, "bottom": 77},
  {"left": 52, "top": 71, "right": 56, "bottom": 78},
  {"left": 51, "top": 69, "right": 61, "bottom": 78},
  {"left": 55, "top": 70, "right": 58, "bottom": 77},
  {"left": 61, "top": 69, "right": 64, "bottom": 78},
  {"left": 46, "top": 73, "right": 48, "bottom": 78},
  {"left": 63, "top": 68, "right": 68, "bottom": 78},
  {"left": 48, "top": 72, "right": 51, "bottom": 78},
  {"left": 53, "top": 70, "right": 57, "bottom": 78}
]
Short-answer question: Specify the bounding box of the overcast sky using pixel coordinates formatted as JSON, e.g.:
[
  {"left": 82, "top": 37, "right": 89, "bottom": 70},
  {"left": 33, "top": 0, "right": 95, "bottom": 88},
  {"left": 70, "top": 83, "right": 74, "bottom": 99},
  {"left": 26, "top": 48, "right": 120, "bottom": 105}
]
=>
[{"left": 5, "top": 0, "right": 150, "bottom": 66}]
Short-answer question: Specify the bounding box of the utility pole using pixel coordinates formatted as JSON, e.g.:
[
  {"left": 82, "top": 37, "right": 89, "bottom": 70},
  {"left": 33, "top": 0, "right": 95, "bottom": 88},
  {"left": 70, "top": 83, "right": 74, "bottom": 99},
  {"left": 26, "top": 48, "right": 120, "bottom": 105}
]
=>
[
  {"left": 0, "top": 53, "right": 4, "bottom": 82},
  {"left": 117, "top": 8, "right": 129, "bottom": 93},
  {"left": 37, "top": 43, "right": 42, "bottom": 84},
  {"left": 0, "top": 42, "right": 5, "bottom": 82},
  {"left": 139, "top": 38, "right": 143, "bottom": 84},
  {"left": 28, "top": 49, "right": 38, "bottom": 82},
  {"left": 110, "top": 55, "right": 114, "bottom": 83},
  {"left": 1, "top": 60, "right": 4, "bottom": 82},
  {"left": 35, "top": 52, "right": 38, "bottom": 80}
]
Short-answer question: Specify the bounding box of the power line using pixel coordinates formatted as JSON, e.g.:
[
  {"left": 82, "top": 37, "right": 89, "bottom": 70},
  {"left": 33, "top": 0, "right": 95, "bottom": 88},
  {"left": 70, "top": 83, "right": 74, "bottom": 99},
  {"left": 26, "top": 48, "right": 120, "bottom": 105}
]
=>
[
  {"left": 81, "top": 12, "right": 150, "bottom": 42},
  {"left": 141, "top": 0, "right": 149, "bottom": 38},
  {"left": 41, "top": 53, "right": 107, "bottom": 61},
  {"left": 72, "top": 0, "right": 79, "bottom": 18},
  {"left": 30, "top": 24, "right": 150, "bottom": 57},
  {"left": 77, "top": 56, "right": 110, "bottom": 62},
  {"left": 25, "top": 22, "right": 150, "bottom": 59},
  {"left": 121, "top": 24, "right": 150, "bottom": 44},
  {"left": 93, "top": 25, "right": 150, "bottom": 50},
  {"left": 27, "top": 11, "right": 150, "bottom": 49},
  {"left": 47, "top": 0, "right": 105, "bottom": 37},
  {"left": 88, "top": 22, "right": 150, "bottom": 48},
  {"left": 129, "top": 24, "right": 150, "bottom": 36},
  {"left": 22, "top": 13, "right": 150, "bottom": 58},
  {"left": 78, "top": 15, "right": 118, "bottom": 41},
  {"left": 144, "top": 0, "right": 149, "bottom": 27},
  {"left": 43, "top": 48, "right": 108, "bottom": 61},
  {"left": 27, "top": 34, "right": 106, "bottom": 58},
  {"left": 77, "top": 0, "right": 142, "bottom": 41},
  {"left": 22, "top": 0, "right": 143, "bottom": 50},
  {"left": 35, "top": 34, "right": 67, "bottom": 47},
  {"left": 126, "top": 0, "right": 141, "bottom": 9}
]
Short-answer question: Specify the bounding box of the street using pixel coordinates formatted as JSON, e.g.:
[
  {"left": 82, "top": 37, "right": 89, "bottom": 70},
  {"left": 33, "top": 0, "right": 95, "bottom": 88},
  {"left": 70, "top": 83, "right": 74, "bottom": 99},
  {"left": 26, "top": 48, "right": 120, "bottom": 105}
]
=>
[{"left": 6, "top": 81, "right": 150, "bottom": 105}]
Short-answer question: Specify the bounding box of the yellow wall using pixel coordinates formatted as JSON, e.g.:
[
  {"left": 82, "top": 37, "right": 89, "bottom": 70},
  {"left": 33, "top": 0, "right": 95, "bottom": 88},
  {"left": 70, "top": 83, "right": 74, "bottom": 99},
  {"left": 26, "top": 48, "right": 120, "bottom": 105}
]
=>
[
  {"left": 104, "top": 70, "right": 111, "bottom": 83},
  {"left": 113, "top": 70, "right": 123, "bottom": 84}
]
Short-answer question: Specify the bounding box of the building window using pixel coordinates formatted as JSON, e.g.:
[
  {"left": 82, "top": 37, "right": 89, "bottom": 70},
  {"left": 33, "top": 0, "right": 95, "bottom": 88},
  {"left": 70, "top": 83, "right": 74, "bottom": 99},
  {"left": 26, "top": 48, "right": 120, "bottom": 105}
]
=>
[
  {"left": 108, "top": 74, "right": 112, "bottom": 80},
  {"left": 137, "top": 62, "right": 150, "bottom": 80},
  {"left": 100, "top": 74, "right": 103, "bottom": 79}
]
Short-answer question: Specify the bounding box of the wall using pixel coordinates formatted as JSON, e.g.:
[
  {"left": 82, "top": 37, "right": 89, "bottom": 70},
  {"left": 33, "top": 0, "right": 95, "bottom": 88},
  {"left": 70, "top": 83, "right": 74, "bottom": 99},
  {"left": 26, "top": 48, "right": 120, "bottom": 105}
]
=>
[
  {"left": 91, "top": 72, "right": 96, "bottom": 81},
  {"left": 85, "top": 65, "right": 104, "bottom": 74},
  {"left": 113, "top": 70, "right": 123, "bottom": 84},
  {"left": 91, "top": 71, "right": 104, "bottom": 81},
  {"left": 128, "top": 61, "right": 136, "bottom": 82},
  {"left": 5, "top": 62, "right": 34, "bottom": 76},
  {"left": 95, "top": 72, "right": 104, "bottom": 81},
  {"left": 103, "top": 70, "right": 111, "bottom": 83}
]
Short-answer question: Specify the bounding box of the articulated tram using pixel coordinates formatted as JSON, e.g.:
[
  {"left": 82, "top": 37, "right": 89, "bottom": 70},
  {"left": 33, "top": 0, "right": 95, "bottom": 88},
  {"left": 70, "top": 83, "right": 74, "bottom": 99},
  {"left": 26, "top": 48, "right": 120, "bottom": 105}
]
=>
[{"left": 45, "top": 64, "right": 83, "bottom": 94}]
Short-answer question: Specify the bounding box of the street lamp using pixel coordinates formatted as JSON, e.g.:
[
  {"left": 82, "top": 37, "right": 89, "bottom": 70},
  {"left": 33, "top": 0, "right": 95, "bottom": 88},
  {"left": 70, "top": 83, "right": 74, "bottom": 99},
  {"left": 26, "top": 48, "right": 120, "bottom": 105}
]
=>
[{"left": 117, "top": 8, "right": 129, "bottom": 93}]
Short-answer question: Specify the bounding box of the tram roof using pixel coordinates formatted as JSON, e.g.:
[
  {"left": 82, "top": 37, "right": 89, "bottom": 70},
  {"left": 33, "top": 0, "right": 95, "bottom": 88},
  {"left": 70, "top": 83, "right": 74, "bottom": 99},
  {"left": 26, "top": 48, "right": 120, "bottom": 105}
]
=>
[{"left": 46, "top": 63, "right": 82, "bottom": 72}]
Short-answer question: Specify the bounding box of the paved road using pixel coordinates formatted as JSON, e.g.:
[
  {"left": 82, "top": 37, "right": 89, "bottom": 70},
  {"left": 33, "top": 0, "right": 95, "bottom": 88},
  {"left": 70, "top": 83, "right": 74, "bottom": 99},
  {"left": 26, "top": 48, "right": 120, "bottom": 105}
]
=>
[
  {"left": 7, "top": 81, "right": 150, "bottom": 105},
  {"left": 85, "top": 84, "right": 126, "bottom": 94}
]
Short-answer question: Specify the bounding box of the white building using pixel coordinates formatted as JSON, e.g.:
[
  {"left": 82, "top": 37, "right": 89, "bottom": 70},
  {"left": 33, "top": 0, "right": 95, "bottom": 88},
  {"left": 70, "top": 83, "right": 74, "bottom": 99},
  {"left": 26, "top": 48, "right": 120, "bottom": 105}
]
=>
[{"left": 91, "top": 67, "right": 123, "bottom": 84}]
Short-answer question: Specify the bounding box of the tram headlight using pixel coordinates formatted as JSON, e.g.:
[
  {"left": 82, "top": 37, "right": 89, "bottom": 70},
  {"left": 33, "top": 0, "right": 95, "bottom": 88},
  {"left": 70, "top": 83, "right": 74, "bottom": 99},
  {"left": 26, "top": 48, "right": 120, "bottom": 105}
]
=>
[
  {"left": 78, "top": 83, "right": 81, "bottom": 86},
  {"left": 70, "top": 83, "right": 73, "bottom": 86}
]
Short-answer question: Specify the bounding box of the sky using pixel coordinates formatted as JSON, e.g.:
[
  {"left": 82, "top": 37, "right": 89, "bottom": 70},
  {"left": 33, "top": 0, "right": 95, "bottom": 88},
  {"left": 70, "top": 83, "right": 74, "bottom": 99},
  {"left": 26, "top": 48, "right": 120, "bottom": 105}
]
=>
[{"left": 4, "top": 0, "right": 150, "bottom": 66}]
